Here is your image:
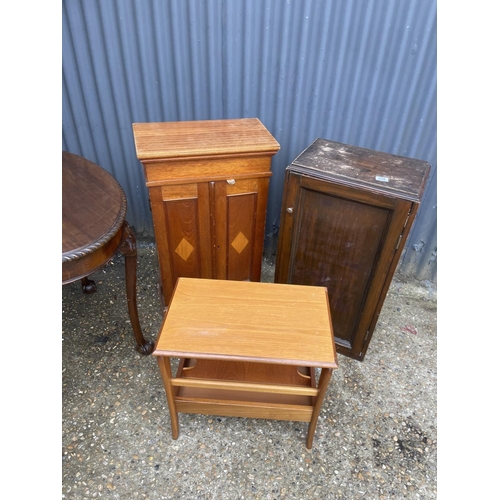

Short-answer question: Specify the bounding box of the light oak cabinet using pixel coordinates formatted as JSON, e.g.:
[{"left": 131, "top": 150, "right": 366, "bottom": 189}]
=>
[
  {"left": 274, "top": 139, "right": 430, "bottom": 361},
  {"left": 133, "top": 119, "right": 280, "bottom": 308}
]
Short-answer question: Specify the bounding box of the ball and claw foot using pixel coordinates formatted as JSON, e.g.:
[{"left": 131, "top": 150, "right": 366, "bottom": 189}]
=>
[
  {"left": 136, "top": 340, "right": 155, "bottom": 355},
  {"left": 81, "top": 277, "right": 97, "bottom": 294}
]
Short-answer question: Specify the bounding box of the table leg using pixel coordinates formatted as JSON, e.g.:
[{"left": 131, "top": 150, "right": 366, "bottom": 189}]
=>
[
  {"left": 118, "top": 221, "right": 155, "bottom": 355},
  {"left": 157, "top": 357, "right": 179, "bottom": 440},
  {"left": 306, "top": 368, "right": 333, "bottom": 449}
]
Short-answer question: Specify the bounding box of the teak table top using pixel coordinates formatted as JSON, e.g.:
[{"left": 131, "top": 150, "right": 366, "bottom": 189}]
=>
[{"left": 154, "top": 278, "right": 338, "bottom": 369}]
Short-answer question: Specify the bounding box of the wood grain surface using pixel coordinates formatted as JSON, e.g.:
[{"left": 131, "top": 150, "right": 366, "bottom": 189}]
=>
[
  {"left": 62, "top": 151, "right": 126, "bottom": 256},
  {"left": 291, "top": 138, "right": 430, "bottom": 202},
  {"left": 133, "top": 118, "right": 280, "bottom": 160},
  {"left": 154, "top": 278, "right": 337, "bottom": 368}
]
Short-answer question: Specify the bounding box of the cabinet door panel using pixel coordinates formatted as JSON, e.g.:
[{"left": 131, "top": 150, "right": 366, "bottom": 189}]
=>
[
  {"left": 162, "top": 182, "right": 211, "bottom": 282},
  {"left": 227, "top": 193, "right": 257, "bottom": 281},
  {"left": 214, "top": 178, "right": 267, "bottom": 282},
  {"left": 276, "top": 170, "right": 413, "bottom": 359},
  {"left": 164, "top": 198, "right": 202, "bottom": 281},
  {"left": 289, "top": 187, "right": 390, "bottom": 349}
]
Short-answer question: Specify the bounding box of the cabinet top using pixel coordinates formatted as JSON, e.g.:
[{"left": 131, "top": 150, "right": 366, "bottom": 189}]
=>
[
  {"left": 132, "top": 118, "right": 280, "bottom": 161},
  {"left": 290, "top": 138, "right": 431, "bottom": 202}
]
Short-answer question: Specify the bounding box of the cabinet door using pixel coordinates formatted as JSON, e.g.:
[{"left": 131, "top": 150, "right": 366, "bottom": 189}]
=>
[
  {"left": 275, "top": 171, "right": 412, "bottom": 360},
  {"left": 149, "top": 182, "right": 212, "bottom": 306},
  {"left": 213, "top": 177, "right": 270, "bottom": 282}
]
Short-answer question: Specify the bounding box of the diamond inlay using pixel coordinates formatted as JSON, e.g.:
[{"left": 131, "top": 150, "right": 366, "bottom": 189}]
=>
[
  {"left": 231, "top": 231, "right": 249, "bottom": 254},
  {"left": 175, "top": 238, "right": 194, "bottom": 261}
]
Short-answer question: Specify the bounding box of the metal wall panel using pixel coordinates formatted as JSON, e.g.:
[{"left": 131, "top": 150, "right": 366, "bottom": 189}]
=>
[{"left": 62, "top": 0, "right": 436, "bottom": 281}]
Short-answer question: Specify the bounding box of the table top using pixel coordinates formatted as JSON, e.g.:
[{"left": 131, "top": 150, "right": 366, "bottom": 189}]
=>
[
  {"left": 291, "top": 138, "right": 430, "bottom": 203},
  {"left": 132, "top": 118, "right": 280, "bottom": 161},
  {"left": 62, "top": 151, "right": 127, "bottom": 262},
  {"left": 154, "top": 278, "right": 338, "bottom": 368}
]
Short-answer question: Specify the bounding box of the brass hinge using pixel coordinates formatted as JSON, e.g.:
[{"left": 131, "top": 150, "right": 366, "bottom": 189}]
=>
[
  {"left": 395, "top": 233, "right": 403, "bottom": 251},
  {"left": 395, "top": 206, "right": 413, "bottom": 251},
  {"left": 403, "top": 206, "right": 413, "bottom": 229}
]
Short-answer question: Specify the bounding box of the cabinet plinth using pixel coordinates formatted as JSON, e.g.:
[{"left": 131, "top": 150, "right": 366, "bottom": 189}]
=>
[
  {"left": 133, "top": 119, "right": 280, "bottom": 308},
  {"left": 275, "top": 138, "right": 430, "bottom": 361}
]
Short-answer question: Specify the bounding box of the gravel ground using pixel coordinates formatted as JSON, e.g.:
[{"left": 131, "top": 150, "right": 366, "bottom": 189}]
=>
[{"left": 62, "top": 243, "right": 437, "bottom": 499}]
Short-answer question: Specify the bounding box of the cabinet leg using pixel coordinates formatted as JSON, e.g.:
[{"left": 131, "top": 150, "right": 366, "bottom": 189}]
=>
[
  {"left": 118, "top": 221, "right": 155, "bottom": 355},
  {"left": 306, "top": 368, "right": 332, "bottom": 449}
]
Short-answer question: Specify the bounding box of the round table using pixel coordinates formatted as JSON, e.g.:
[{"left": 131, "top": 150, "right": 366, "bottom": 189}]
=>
[{"left": 62, "top": 151, "right": 154, "bottom": 355}]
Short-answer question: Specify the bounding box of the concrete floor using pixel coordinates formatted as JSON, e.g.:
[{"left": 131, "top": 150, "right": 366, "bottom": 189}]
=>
[{"left": 62, "top": 243, "right": 437, "bottom": 499}]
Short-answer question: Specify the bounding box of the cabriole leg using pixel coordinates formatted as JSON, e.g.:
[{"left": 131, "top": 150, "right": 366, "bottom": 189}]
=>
[{"left": 118, "top": 221, "right": 154, "bottom": 355}]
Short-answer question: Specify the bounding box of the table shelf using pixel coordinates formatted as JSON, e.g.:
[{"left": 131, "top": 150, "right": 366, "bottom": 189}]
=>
[{"left": 170, "top": 358, "right": 317, "bottom": 421}]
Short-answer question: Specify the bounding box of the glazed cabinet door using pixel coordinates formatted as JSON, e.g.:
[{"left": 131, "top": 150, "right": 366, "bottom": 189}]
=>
[
  {"left": 149, "top": 182, "right": 212, "bottom": 307},
  {"left": 275, "top": 171, "right": 412, "bottom": 360},
  {"left": 213, "top": 176, "right": 270, "bottom": 282}
]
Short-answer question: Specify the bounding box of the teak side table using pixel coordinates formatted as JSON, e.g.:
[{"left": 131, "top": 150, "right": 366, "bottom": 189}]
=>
[
  {"left": 132, "top": 118, "right": 280, "bottom": 309},
  {"left": 153, "top": 278, "right": 338, "bottom": 449}
]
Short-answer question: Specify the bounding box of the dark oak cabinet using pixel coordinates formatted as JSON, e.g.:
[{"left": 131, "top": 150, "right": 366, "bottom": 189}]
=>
[
  {"left": 275, "top": 139, "right": 430, "bottom": 361},
  {"left": 133, "top": 119, "right": 280, "bottom": 308}
]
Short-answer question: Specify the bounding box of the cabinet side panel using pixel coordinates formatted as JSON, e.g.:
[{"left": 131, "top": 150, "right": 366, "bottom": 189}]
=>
[
  {"left": 227, "top": 193, "right": 257, "bottom": 281},
  {"left": 274, "top": 171, "right": 301, "bottom": 284},
  {"left": 163, "top": 199, "right": 202, "bottom": 284},
  {"left": 149, "top": 186, "right": 173, "bottom": 307},
  {"left": 251, "top": 177, "right": 270, "bottom": 281},
  {"left": 290, "top": 188, "right": 390, "bottom": 347}
]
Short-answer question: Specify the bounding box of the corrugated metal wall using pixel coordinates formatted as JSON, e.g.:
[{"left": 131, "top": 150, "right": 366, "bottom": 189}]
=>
[{"left": 62, "top": 0, "right": 437, "bottom": 282}]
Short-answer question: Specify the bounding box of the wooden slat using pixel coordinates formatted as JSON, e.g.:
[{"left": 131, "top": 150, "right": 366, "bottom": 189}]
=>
[
  {"left": 143, "top": 157, "right": 272, "bottom": 185},
  {"left": 179, "top": 358, "right": 315, "bottom": 388},
  {"left": 161, "top": 183, "right": 198, "bottom": 201},
  {"left": 170, "top": 377, "right": 319, "bottom": 396},
  {"left": 226, "top": 178, "right": 259, "bottom": 195},
  {"left": 175, "top": 399, "right": 313, "bottom": 422}
]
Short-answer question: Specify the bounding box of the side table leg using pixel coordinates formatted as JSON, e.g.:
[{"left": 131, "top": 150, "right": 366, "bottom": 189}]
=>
[
  {"left": 306, "top": 368, "right": 332, "bottom": 449},
  {"left": 157, "top": 357, "right": 179, "bottom": 440},
  {"left": 118, "top": 221, "right": 155, "bottom": 355}
]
